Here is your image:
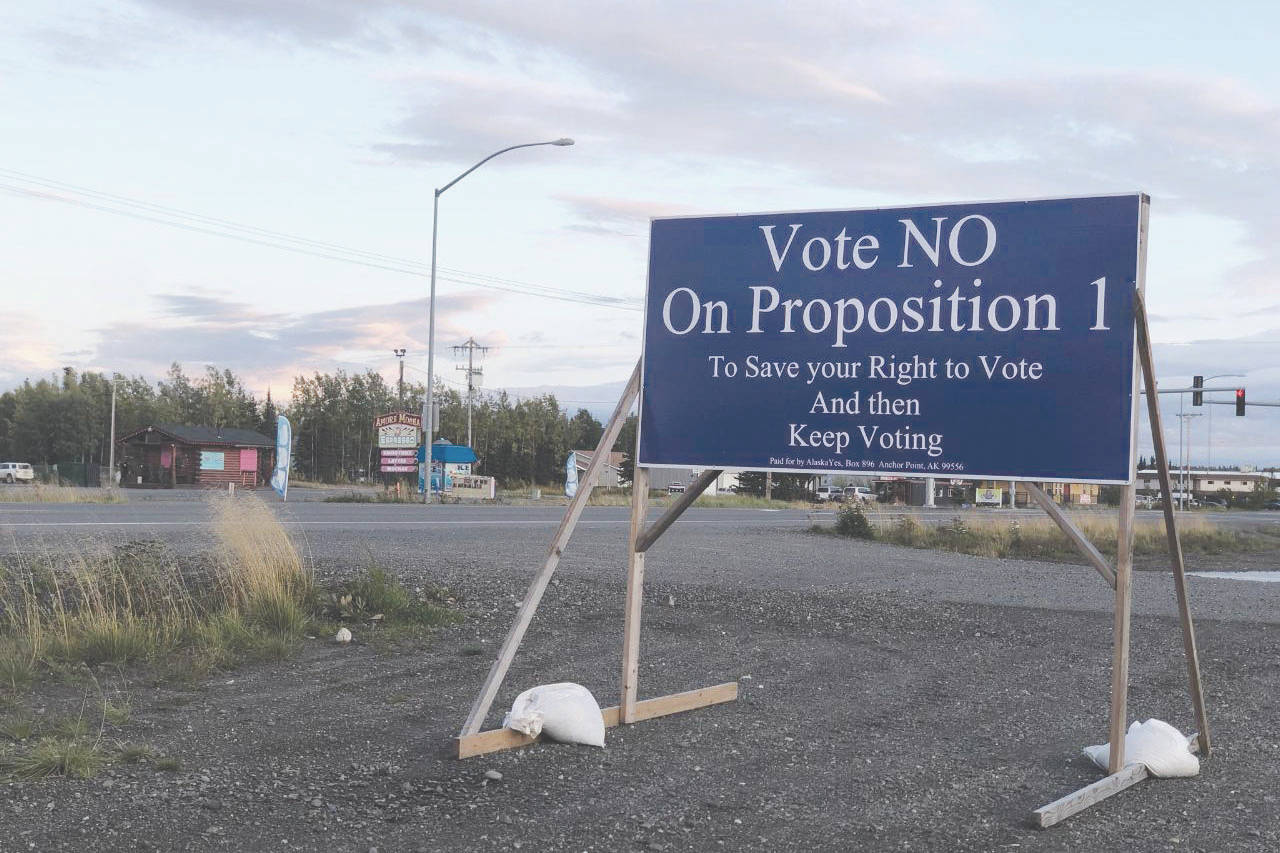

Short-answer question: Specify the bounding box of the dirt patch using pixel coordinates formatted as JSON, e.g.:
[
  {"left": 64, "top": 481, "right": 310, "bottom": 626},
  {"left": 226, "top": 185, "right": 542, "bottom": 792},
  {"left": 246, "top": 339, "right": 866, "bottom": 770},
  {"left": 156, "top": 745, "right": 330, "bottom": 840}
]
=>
[{"left": 2, "top": 552, "right": 1277, "bottom": 851}]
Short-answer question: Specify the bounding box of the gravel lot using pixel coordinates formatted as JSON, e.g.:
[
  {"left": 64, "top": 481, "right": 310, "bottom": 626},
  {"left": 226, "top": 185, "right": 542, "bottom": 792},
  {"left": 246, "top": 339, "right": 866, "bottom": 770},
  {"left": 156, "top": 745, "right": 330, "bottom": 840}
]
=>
[{"left": 1, "top": 503, "right": 1277, "bottom": 851}]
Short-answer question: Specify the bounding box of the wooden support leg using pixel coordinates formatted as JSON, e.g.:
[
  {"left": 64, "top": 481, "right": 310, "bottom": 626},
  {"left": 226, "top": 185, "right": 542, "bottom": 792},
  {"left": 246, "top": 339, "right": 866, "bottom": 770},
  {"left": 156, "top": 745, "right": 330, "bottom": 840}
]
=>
[
  {"left": 1134, "top": 289, "right": 1211, "bottom": 756},
  {"left": 458, "top": 361, "right": 641, "bottom": 737},
  {"left": 621, "top": 466, "right": 650, "bottom": 723},
  {"left": 1109, "top": 482, "right": 1136, "bottom": 773}
]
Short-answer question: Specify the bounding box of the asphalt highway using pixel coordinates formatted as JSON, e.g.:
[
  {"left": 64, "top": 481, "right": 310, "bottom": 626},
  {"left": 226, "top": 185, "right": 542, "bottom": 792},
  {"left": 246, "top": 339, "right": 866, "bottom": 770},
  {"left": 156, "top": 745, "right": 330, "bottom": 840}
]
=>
[{"left": 2, "top": 497, "right": 1277, "bottom": 625}]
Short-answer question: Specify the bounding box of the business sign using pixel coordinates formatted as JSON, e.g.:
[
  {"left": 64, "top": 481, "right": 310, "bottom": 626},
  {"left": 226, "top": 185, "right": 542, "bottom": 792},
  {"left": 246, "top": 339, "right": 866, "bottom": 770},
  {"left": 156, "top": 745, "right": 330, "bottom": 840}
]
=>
[
  {"left": 380, "top": 446, "right": 418, "bottom": 473},
  {"left": 638, "top": 195, "right": 1145, "bottom": 484},
  {"left": 376, "top": 411, "right": 422, "bottom": 448},
  {"left": 976, "top": 488, "right": 1003, "bottom": 505},
  {"left": 451, "top": 475, "right": 496, "bottom": 500}
]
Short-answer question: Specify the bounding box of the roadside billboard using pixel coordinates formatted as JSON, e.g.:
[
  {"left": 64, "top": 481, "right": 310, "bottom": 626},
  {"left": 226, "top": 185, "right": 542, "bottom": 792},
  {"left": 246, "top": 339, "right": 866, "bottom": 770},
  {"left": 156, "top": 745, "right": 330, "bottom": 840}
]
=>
[{"left": 638, "top": 195, "right": 1144, "bottom": 484}]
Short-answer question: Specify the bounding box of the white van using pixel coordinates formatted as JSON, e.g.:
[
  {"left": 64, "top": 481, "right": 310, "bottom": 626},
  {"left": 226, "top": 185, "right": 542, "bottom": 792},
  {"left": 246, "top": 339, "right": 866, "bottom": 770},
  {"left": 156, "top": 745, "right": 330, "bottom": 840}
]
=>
[{"left": 0, "top": 462, "right": 35, "bottom": 483}]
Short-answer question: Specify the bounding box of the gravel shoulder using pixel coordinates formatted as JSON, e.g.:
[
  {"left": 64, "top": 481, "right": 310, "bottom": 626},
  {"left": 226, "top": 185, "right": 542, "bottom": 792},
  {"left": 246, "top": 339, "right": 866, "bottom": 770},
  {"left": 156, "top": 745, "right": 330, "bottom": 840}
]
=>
[{"left": 2, "top": 517, "right": 1277, "bottom": 852}]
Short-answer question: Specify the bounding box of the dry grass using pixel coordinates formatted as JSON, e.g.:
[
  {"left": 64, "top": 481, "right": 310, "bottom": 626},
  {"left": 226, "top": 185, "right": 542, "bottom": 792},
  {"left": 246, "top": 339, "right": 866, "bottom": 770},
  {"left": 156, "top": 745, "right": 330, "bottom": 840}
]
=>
[
  {"left": 0, "top": 494, "right": 313, "bottom": 681},
  {"left": 0, "top": 485, "right": 124, "bottom": 504},
  {"left": 822, "top": 507, "right": 1266, "bottom": 561},
  {"left": 209, "top": 493, "right": 312, "bottom": 635}
]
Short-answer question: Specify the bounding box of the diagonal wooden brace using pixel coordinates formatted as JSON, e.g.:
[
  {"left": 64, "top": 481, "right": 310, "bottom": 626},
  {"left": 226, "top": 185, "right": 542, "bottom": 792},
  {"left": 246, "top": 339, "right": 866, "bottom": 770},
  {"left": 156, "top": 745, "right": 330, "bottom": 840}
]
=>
[
  {"left": 1024, "top": 482, "right": 1117, "bottom": 588},
  {"left": 634, "top": 468, "right": 723, "bottom": 553}
]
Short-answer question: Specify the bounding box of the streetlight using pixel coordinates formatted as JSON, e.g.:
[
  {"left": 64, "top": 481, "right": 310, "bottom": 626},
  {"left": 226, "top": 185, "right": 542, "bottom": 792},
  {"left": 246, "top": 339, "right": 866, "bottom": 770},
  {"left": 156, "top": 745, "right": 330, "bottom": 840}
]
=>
[
  {"left": 1176, "top": 412, "right": 1202, "bottom": 510},
  {"left": 422, "top": 137, "right": 574, "bottom": 502},
  {"left": 393, "top": 348, "right": 407, "bottom": 409},
  {"left": 1203, "top": 373, "right": 1244, "bottom": 468}
]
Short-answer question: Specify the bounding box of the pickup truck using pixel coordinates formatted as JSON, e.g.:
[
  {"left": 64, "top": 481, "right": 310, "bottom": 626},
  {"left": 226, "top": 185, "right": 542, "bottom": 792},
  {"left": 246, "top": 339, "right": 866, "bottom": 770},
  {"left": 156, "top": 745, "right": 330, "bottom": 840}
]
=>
[{"left": 0, "top": 462, "right": 35, "bottom": 483}]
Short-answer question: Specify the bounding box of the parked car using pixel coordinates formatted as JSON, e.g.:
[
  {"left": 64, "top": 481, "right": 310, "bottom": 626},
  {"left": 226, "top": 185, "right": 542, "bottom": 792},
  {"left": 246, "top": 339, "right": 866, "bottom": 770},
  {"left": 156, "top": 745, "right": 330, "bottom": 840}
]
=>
[
  {"left": 1135, "top": 494, "right": 1156, "bottom": 508},
  {"left": 814, "top": 486, "right": 840, "bottom": 502},
  {"left": 667, "top": 482, "right": 686, "bottom": 494},
  {"left": 1200, "top": 498, "right": 1228, "bottom": 509},
  {"left": 1265, "top": 500, "right": 1280, "bottom": 511},
  {"left": 843, "top": 486, "right": 875, "bottom": 503},
  {"left": 0, "top": 462, "right": 34, "bottom": 483}
]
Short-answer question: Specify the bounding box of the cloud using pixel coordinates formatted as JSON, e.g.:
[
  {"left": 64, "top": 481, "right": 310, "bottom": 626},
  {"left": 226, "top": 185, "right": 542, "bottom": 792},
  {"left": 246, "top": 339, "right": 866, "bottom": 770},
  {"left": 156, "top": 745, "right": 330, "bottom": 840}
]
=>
[
  {"left": 87, "top": 290, "right": 494, "bottom": 387},
  {"left": 557, "top": 195, "right": 699, "bottom": 237}
]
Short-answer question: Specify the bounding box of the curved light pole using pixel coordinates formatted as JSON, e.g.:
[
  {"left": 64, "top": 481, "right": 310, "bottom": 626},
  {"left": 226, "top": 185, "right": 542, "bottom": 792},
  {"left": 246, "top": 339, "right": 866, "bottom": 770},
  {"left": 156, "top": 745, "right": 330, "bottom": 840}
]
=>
[{"left": 422, "top": 138, "right": 574, "bottom": 501}]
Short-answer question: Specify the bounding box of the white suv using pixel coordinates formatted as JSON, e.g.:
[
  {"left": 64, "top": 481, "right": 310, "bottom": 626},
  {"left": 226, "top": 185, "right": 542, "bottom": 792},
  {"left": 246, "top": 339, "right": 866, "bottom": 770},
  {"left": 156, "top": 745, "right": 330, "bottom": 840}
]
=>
[
  {"left": 844, "top": 486, "right": 874, "bottom": 503},
  {"left": 0, "top": 462, "right": 35, "bottom": 484}
]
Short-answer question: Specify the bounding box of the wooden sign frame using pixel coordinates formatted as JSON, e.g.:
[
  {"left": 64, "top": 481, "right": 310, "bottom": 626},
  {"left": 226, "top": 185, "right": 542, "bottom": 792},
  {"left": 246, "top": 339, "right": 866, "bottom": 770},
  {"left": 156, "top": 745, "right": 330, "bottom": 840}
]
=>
[
  {"left": 454, "top": 360, "right": 738, "bottom": 760},
  {"left": 454, "top": 205, "right": 1210, "bottom": 830}
]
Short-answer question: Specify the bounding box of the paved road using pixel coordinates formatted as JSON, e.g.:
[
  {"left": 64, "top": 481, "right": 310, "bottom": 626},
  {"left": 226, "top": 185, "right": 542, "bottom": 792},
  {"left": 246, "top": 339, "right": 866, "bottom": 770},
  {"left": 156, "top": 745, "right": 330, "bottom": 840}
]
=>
[
  {"left": 0, "top": 500, "right": 817, "bottom": 531},
  {"left": 4, "top": 497, "right": 1278, "bottom": 529},
  {"left": 3, "top": 498, "right": 1277, "bottom": 626}
]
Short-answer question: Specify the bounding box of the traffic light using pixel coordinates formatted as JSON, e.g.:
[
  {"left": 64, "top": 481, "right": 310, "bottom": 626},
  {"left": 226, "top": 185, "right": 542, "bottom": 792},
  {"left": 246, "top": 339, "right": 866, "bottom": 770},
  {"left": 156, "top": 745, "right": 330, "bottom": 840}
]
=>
[
  {"left": 1192, "top": 375, "right": 1203, "bottom": 406},
  {"left": 1236, "top": 388, "right": 1246, "bottom": 416}
]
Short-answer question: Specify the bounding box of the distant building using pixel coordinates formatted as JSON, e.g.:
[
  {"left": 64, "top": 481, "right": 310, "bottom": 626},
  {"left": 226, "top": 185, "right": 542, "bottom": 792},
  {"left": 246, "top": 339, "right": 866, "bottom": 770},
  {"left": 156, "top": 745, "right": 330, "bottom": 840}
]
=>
[
  {"left": 877, "top": 477, "right": 1100, "bottom": 507},
  {"left": 573, "top": 450, "right": 742, "bottom": 494},
  {"left": 572, "top": 449, "right": 625, "bottom": 489},
  {"left": 117, "top": 424, "right": 275, "bottom": 488},
  {"left": 1138, "top": 469, "right": 1275, "bottom": 498},
  {"left": 644, "top": 467, "right": 741, "bottom": 495}
]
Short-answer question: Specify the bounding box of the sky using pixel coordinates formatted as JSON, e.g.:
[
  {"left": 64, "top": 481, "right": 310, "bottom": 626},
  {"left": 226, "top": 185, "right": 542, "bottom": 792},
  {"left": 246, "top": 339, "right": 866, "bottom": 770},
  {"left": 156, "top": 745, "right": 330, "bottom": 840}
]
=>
[{"left": 2, "top": 0, "right": 1279, "bottom": 466}]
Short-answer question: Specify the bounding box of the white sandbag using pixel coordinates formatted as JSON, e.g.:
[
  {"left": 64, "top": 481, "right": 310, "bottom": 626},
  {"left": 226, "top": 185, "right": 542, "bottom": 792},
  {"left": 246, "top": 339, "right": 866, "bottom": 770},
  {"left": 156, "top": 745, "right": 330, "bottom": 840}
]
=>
[
  {"left": 503, "top": 682, "right": 605, "bottom": 748},
  {"left": 1083, "top": 719, "right": 1199, "bottom": 777}
]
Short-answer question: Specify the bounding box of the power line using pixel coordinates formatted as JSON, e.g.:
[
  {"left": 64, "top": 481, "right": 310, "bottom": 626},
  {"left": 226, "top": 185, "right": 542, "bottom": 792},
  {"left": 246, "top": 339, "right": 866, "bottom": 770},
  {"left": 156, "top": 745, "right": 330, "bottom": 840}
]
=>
[{"left": 0, "top": 169, "right": 642, "bottom": 312}]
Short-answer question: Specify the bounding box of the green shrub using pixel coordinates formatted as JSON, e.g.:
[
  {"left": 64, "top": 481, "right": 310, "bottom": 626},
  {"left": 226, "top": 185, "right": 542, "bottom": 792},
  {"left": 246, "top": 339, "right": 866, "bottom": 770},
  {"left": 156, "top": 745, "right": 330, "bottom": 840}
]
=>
[{"left": 834, "top": 503, "right": 875, "bottom": 539}]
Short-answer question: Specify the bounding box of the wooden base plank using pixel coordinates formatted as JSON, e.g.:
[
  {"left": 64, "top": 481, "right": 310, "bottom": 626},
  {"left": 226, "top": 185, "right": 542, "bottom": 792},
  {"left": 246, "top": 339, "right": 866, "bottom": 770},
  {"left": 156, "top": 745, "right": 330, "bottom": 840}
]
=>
[
  {"left": 1032, "top": 733, "right": 1201, "bottom": 829},
  {"left": 455, "top": 681, "right": 738, "bottom": 759},
  {"left": 1033, "top": 764, "right": 1148, "bottom": 829}
]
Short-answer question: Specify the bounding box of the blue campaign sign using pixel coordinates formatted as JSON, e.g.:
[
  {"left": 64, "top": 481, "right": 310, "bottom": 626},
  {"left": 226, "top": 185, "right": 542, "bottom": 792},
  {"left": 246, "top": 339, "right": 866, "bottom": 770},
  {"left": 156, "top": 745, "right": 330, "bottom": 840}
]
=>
[{"left": 637, "top": 194, "right": 1146, "bottom": 484}]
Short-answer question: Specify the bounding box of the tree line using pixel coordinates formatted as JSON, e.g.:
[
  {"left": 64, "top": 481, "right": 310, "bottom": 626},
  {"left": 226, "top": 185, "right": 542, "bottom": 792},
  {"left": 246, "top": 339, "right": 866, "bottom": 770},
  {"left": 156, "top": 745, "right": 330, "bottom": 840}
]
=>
[{"left": 0, "top": 363, "right": 614, "bottom": 486}]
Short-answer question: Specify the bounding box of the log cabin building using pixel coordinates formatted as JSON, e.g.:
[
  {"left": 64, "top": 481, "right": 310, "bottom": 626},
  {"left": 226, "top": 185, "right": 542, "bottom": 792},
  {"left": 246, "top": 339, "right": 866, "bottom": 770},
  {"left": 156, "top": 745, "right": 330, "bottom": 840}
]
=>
[{"left": 117, "top": 424, "right": 275, "bottom": 489}]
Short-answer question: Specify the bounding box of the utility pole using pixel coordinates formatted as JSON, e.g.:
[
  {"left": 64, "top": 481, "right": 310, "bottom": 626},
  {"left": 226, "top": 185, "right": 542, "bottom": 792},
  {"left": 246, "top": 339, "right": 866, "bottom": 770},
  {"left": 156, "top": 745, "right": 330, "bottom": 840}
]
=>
[
  {"left": 453, "top": 337, "right": 488, "bottom": 449},
  {"left": 393, "top": 349, "right": 407, "bottom": 409},
  {"left": 108, "top": 374, "right": 121, "bottom": 485}
]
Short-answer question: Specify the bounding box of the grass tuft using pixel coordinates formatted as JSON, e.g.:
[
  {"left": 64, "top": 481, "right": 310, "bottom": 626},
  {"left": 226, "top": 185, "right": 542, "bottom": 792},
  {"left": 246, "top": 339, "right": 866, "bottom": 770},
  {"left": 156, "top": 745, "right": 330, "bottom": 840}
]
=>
[
  {"left": 4, "top": 736, "right": 106, "bottom": 779},
  {"left": 0, "top": 641, "right": 37, "bottom": 691}
]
